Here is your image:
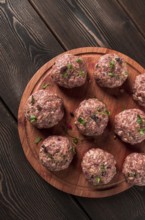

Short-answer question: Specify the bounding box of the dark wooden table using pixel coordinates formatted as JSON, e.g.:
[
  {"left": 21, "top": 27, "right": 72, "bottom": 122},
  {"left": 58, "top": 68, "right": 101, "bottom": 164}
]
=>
[{"left": 1, "top": 1, "right": 145, "bottom": 219}]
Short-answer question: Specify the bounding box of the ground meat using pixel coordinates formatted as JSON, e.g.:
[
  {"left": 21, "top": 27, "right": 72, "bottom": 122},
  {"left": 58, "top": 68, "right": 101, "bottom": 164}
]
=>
[
  {"left": 74, "top": 98, "right": 109, "bottom": 136},
  {"left": 25, "top": 90, "right": 64, "bottom": 129},
  {"left": 94, "top": 54, "right": 128, "bottom": 88},
  {"left": 50, "top": 53, "right": 87, "bottom": 88},
  {"left": 39, "top": 136, "right": 75, "bottom": 171},
  {"left": 122, "top": 153, "right": 145, "bottom": 186},
  {"left": 81, "top": 148, "right": 116, "bottom": 185},
  {"left": 133, "top": 73, "right": 145, "bottom": 107},
  {"left": 114, "top": 109, "right": 145, "bottom": 145}
]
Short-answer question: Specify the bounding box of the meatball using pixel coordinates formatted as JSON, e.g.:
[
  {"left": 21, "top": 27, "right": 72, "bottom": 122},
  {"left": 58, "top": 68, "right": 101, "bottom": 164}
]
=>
[
  {"left": 39, "top": 136, "right": 75, "bottom": 171},
  {"left": 122, "top": 153, "right": 145, "bottom": 186},
  {"left": 25, "top": 90, "right": 64, "bottom": 129},
  {"left": 50, "top": 53, "right": 87, "bottom": 88},
  {"left": 133, "top": 73, "right": 145, "bottom": 107},
  {"left": 81, "top": 148, "right": 117, "bottom": 185},
  {"left": 74, "top": 98, "right": 109, "bottom": 136},
  {"left": 94, "top": 54, "right": 128, "bottom": 88},
  {"left": 114, "top": 109, "right": 145, "bottom": 145}
]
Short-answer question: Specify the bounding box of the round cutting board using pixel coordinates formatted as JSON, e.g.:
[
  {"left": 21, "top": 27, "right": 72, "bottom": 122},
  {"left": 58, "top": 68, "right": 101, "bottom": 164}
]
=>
[{"left": 18, "top": 47, "right": 145, "bottom": 198}]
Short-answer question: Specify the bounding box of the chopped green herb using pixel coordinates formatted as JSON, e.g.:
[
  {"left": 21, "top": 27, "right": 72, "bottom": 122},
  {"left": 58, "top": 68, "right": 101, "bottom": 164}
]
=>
[
  {"left": 110, "top": 60, "right": 115, "bottom": 71},
  {"left": 96, "top": 176, "right": 101, "bottom": 184},
  {"left": 76, "top": 58, "right": 82, "bottom": 63},
  {"left": 30, "top": 115, "right": 37, "bottom": 123},
  {"left": 67, "top": 63, "right": 73, "bottom": 70},
  {"left": 124, "top": 71, "right": 128, "bottom": 76},
  {"left": 78, "top": 117, "right": 86, "bottom": 126},
  {"left": 105, "top": 110, "right": 110, "bottom": 115},
  {"left": 42, "top": 83, "right": 49, "bottom": 89},
  {"left": 139, "top": 128, "right": 145, "bottom": 135},
  {"left": 78, "top": 71, "right": 85, "bottom": 77},
  {"left": 34, "top": 136, "right": 42, "bottom": 144},
  {"left": 31, "top": 95, "right": 35, "bottom": 105},
  {"left": 72, "top": 137, "right": 79, "bottom": 145},
  {"left": 62, "top": 72, "right": 68, "bottom": 78},
  {"left": 108, "top": 72, "right": 115, "bottom": 77},
  {"left": 137, "top": 114, "right": 142, "bottom": 125}
]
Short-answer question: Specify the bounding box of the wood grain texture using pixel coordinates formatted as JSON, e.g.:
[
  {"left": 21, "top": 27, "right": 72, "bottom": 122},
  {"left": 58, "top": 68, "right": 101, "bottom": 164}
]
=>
[
  {"left": 77, "top": 186, "right": 145, "bottom": 220},
  {"left": 0, "top": 0, "right": 64, "bottom": 117},
  {"left": 53, "top": 0, "right": 145, "bottom": 67},
  {"left": 29, "top": 0, "right": 109, "bottom": 48},
  {"left": 18, "top": 47, "right": 145, "bottom": 198},
  {"left": 0, "top": 99, "right": 89, "bottom": 220},
  {"left": 117, "top": 0, "right": 145, "bottom": 38}
]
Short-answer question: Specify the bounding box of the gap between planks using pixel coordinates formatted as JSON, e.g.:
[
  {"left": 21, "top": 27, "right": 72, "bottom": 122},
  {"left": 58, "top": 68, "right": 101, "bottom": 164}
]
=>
[
  {"left": 28, "top": 0, "right": 67, "bottom": 50},
  {"left": 116, "top": 0, "right": 145, "bottom": 40}
]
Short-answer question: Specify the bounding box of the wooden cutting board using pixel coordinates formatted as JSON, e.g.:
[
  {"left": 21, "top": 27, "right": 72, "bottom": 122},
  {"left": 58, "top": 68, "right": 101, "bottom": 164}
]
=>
[{"left": 18, "top": 47, "right": 145, "bottom": 198}]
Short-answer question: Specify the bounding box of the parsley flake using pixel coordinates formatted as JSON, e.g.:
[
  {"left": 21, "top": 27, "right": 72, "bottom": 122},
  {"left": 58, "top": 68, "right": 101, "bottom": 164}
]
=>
[
  {"left": 108, "top": 72, "right": 115, "bottom": 77},
  {"left": 34, "top": 137, "right": 42, "bottom": 144},
  {"left": 78, "top": 117, "right": 86, "bottom": 126},
  {"left": 76, "top": 58, "right": 82, "bottom": 63},
  {"left": 30, "top": 115, "right": 37, "bottom": 123},
  {"left": 67, "top": 63, "right": 73, "bottom": 70},
  {"left": 110, "top": 60, "right": 115, "bottom": 71},
  {"left": 62, "top": 72, "right": 68, "bottom": 78},
  {"left": 139, "top": 128, "right": 145, "bottom": 135},
  {"left": 96, "top": 177, "right": 101, "bottom": 184},
  {"left": 72, "top": 137, "right": 79, "bottom": 145},
  {"left": 42, "top": 83, "right": 49, "bottom": 89},
  {"left": 137, "top": 115, "right": 142, "bottom": 125}
]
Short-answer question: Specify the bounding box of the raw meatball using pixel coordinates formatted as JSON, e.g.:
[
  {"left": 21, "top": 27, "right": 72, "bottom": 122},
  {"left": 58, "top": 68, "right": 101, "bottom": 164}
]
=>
[
  {"left": 81, "top": 148, "right": 117, "bottom": 185},
  {"left": 114, "top": 109, "right": 145, "bottom": 145},
  {"left": 25, "top": 90, "right": 64, "bottom": 129},
  {"left": 39, "top": 136, "right": 75, "bottom": 171},
  {"left": 122, "top": 153, "right": 145, "bottom": 186},
  {"left": 133, "top": 73, "right": 145, "bottom": 107},
  {"left": 74, "top": 98, "right": 109, "bottom": 136},
  {"left": 50, "top": 53, "right": 87, "bottom": 88},
  {"left": 94, "top": 54, "right": 128, "bottom": 88}
]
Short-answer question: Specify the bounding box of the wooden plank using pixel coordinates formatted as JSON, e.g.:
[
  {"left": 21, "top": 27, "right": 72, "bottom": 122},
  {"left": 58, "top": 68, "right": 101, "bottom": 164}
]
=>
[
  {"left": 29, "top": 0, "right": 109, "bottom": 48},
  {"left": 76, "top": 0, "right": 145, "bottom": 67},
  {"left": 77, "top": 186, "right": 145, "bottom": 220},
  {"left": 0, "top": 99, "right": 89, "bottom": 220},
  {"left": 31, "top": 0, "right": 145, "bottom": 67},
  {"left": 0, "top": 0, "right": 64, "bottom": 117},
  {"left": 117, "top": 0, "right": 145, "bottom": 38}
]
